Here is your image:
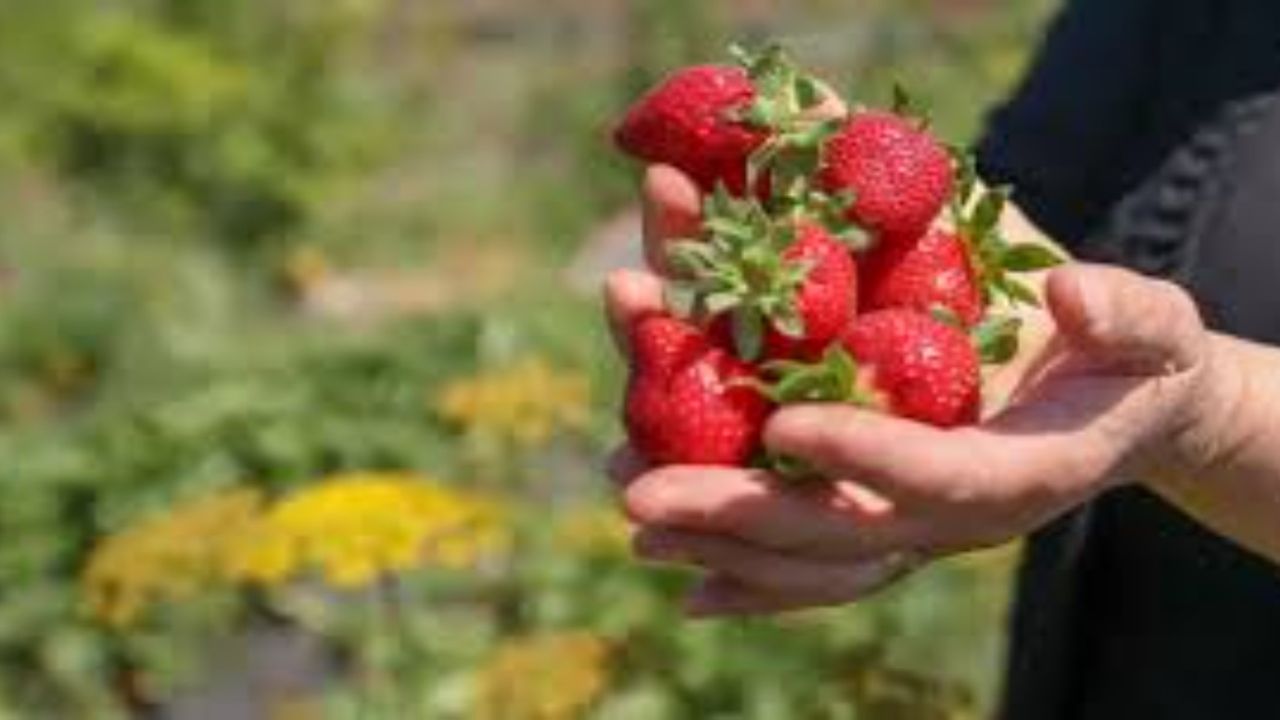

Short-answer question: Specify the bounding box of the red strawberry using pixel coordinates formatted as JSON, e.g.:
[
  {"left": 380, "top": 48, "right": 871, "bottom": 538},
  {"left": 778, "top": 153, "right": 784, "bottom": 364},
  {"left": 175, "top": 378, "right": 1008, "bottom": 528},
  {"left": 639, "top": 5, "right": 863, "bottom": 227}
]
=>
[
  {"left": 614, "top": 65, "right": 766, "bottom": 196},
  {"left": 669, "top": 191, "right": 857, "bottom": 363},
  {"left": 614, "top": 45, "right": 833, "bottom": 198},
  {"left": 818, "top": 110, "right": 953, "bottom": 239},
  {"left": 841, "top": 309, "right": 980, "bottom": 427},
  {"left": 765, "top": 222, "right": 858, "bottom": 359},
  {"left": 861, "top": 226, "right": 982, "bottom": 327},
  {"left": 625, "top": 314, "right": 771, "bottom": 466},
  {"left": 860, "top": 178, "right": 1066, "bottom": 329},
  {"left": 708, "top": 221, "right": 857, "bottom": 361}
]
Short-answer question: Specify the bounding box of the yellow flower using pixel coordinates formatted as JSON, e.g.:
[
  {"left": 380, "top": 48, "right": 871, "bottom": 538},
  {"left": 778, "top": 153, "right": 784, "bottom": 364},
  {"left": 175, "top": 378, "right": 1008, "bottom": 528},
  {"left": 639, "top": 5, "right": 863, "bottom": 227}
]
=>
[
  {"left": 230, "top": 472, "right": 509, "bottom": 589},
  {"left": 552, "top": 506, "right": 630, "bottom": 558},
  {"left": 81, "top": 489, "right": 264, "bottom": 629},
  {"left": 473, "top": 632, "right": 612, "bottom": 720},
  {"left": 436, "top": 357, "right": 590, "bottom": 447}
]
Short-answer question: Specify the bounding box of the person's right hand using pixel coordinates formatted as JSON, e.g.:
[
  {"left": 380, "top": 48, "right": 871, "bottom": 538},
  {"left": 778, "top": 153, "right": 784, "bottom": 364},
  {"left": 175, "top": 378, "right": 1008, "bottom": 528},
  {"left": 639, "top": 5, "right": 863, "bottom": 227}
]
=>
[{"left": 603, "top": 165, "right": 1231, "bottom": 617}]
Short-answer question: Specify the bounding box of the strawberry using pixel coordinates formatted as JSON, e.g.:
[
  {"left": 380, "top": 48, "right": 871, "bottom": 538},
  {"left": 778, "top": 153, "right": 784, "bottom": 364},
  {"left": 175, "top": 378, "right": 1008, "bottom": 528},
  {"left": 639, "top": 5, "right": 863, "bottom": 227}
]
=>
[
  {"left": 761, "top": 221, "right": 859, "bottom": 359},
  {"left": 818, "top": 109, "right": 953, "bottom": 239},
  {"left": 614, "top": 64, "right": 765, "bottom": 195},
  {"left": 765, "top": 309, "right": 980, "bottom": 427},
  {"left": 841, "top": 309, "right": 980, "bottom": 427},
  {"left": 614, "top": 45, "right": 832, "bottom": 197},
  {"left": 861, "top": 159, "right": 1067, "bottom": 329},
  {"left": 861, "top": 226, "right": 983, "bottom": 326},
  {"left": 667, "top": 190, "right": 858, "bottom": 363},
  {"left": 625, "top": 313, "right": 771, "bottom": 466}
]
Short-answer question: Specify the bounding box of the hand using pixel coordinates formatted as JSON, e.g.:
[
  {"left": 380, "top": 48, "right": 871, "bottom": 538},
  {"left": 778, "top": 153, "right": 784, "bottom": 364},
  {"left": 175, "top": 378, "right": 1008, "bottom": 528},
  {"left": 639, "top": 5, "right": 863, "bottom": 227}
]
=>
[{"left": 604, "top": 166, "right": 1219, "bottom": 617}]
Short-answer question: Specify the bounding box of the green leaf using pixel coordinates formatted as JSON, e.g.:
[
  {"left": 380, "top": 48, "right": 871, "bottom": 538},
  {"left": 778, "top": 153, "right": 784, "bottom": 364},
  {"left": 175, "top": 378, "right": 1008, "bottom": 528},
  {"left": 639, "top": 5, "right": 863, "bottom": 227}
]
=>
[
  {"left": 796, "top": 76, "right": 824, "bottom": 110},
  {"left": 828, "top": 346, "right": 857, "bottom": 393},
  {"left": 732, "top": 309, "right": 766, "bottom": 362},
  {"left": 892, "top": 82, "right": 912, "bottom": 116},
  {"left": 835, "top": 225, "right": 871, "bottom": 252},
  {"left": 665, "top": 240, "right": 717, "bottom": 275},
  {"left": 703, "top": 218, "right": 753, "bottom": 244},
  {"left": 1001, "top": 278, "right": 1042, "bottom": 308},
  {"left": 973, "top": 316, "right": 1023, "bottom": 365},
  {"left": 745, "top": 98, "right": 780, "bottom": 127},
  {"left": 947, "top": 145, "right": 979, "bottom": 208},
  {"left": 704, "top": 291, "right": 742, "bottom": 316},
  {"left": 971, "top": 187, "right": 1009, "bottom": 235},
  {"left": 929, "top": 305, "right": 964, "bottom": 329},
  {"left": 1001, "top": 244, "right": 1066, "bottom": 272},
  {"left": 772, "top": 305, "right": 806, "bottom": 339}
]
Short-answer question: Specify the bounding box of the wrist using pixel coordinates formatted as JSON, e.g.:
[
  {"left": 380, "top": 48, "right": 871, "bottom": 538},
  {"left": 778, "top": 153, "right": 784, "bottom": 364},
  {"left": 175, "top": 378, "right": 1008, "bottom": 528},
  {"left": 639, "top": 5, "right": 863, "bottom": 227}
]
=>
[{"left": 1140, "top": 333, "right": 1249, "bottom": 488}]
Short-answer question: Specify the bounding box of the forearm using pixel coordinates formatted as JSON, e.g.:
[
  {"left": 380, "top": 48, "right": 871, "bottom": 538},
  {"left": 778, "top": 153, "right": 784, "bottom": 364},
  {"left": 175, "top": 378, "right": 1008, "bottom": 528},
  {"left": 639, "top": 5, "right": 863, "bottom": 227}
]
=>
[{"left": 1146, "top": 334, "right": 1280, "bottom": 564}]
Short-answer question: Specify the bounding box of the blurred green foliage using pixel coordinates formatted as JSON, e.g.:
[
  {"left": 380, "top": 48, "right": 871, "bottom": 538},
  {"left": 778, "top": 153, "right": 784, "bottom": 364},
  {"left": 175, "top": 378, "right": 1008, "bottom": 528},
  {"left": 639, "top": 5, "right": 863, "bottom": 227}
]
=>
[
  {"left": 0, "top": 0, "right": 1056, "bottom": 717},
  {"left": 0, "top": 0, "right": 399, "bottom": 246}
]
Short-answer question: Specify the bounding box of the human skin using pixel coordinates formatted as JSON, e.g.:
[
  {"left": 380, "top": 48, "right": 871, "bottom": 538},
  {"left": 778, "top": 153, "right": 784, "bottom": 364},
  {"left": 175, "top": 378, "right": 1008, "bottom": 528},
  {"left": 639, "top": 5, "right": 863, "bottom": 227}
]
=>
[{"left": 603, "top": 163, "right": 1280, "bottom": 618}]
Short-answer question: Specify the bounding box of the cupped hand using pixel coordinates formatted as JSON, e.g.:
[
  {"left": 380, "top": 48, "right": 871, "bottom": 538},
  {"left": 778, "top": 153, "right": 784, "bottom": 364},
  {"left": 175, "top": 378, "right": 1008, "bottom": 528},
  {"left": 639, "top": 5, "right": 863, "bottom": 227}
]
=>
[{"left": 604, "top": 165, "right": 1214, "bottom": 617}]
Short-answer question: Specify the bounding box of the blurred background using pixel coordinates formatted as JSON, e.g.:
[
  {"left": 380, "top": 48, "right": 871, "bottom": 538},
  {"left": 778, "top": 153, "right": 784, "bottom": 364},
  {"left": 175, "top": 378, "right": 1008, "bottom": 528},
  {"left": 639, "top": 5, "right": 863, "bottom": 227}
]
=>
[{"left": 0, "top": 0, "right": 1057, "bottom": 717}]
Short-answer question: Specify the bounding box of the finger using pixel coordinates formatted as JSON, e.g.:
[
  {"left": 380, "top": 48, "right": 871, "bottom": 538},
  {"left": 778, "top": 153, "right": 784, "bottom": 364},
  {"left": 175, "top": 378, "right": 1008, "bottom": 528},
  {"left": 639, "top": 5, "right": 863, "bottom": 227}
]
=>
[
  {"left": 1047, "top": 263, "right": 1206, "bottom": 375},
  {"left": 683, "top": 558, "right": 917, "bottom": 618},
  {"left": 635, "top": 526, "right": 919, "bottom": 597},
  {"left": 606, "top": 445, "right": 648, "bottom": 490},
  {"left": 603, "top": 269, "right": 665, "bottom": 354},
  {"left": 764, "top": 405, "right": 1080, "bottom": 541},
  {"left": 624, "top": 466, "right": 903, "bottom": 557},
  {"left": 642, "top": 165, "right": 702, "bottom": 273},
  {"left": 764, "top": 405, "right": 967, "bottom": 501}
]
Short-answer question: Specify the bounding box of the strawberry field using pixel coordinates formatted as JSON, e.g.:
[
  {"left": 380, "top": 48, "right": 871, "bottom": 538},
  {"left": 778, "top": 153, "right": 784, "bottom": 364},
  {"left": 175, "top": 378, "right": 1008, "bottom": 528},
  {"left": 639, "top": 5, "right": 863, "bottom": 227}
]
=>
[{"left": 0, "top": 1, "right": 1054, "bottom": 717}]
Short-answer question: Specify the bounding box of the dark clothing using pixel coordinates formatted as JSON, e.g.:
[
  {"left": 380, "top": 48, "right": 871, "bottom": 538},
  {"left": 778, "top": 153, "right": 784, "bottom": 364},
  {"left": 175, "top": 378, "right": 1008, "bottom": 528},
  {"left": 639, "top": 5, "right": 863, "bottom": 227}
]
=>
[{"left": 976, "top": 1, "right": 1280, "bottom": 718}]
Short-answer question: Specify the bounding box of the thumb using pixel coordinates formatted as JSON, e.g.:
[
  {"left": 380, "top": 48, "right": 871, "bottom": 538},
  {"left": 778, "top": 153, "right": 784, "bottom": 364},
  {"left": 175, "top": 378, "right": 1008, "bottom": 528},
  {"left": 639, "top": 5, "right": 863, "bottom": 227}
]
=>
[{"left": 1046, "top": 263, "right": 1206, "bottom": 375}]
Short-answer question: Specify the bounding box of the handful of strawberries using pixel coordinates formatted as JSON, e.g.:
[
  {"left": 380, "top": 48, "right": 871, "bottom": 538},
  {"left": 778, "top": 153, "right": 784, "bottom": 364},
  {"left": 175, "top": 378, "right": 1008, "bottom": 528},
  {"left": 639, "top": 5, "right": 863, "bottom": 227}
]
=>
[{"left": 612, "top": 44, "right": 1062, "bottom": 472}]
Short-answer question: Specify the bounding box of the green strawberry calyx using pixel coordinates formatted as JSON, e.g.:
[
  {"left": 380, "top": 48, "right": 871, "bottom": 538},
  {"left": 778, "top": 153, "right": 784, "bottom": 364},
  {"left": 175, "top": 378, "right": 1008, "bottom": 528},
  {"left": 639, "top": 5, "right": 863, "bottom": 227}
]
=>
[
  {"left": 971, "top": 314, "right": 1023, "bottom": 366},
  {"left": 725, "top": 43, "right": 850, "bottom": 212},
  {"left": 949, "top": 149, "right": 1066, "bottom": 310},
  {"left": 665, "top": 187, "right": 862, "bottom": 362},
  {"left": 931, "top": 305, "right": 1022, "bottom": 366},
  {"left": 890, "top": 82, "right": 932, "bottom": 130},
  {"left": 666, "top": 187, "right": 810, "bottom": 362},
  {"left": 755, "top": 345, "right": 883, "bottom": 408}
]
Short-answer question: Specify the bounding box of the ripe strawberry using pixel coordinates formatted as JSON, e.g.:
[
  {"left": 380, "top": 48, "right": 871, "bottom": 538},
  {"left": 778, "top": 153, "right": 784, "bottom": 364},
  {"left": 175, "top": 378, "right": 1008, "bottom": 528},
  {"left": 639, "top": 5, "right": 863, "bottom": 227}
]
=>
[
  {"left": 841, "top": 309, "right": 980, "bottom": 427},
  {"left": 614, "top": 45, "right": 833, "bottom": 197},
  {"left": 818, "top": 110, "right": 953, "bottom": 239},
  {"left": 668, "top": 190, "right": 858, "bottom": 363},
  {"left": 614, "top": 64, "right": 766, "bottom": 196},
  {"left": 861, "top": 161, "right": 1067, "bottom": 329},
  {"left": 764, "top": 222, "right": 858, "bottom": 359},
  {"left": 861, "top": 226, "right": 983, "bottom": 326},
  {"left": 707, "top": 221, "right": 857, "bottom": 361},
  {"left": 764, "top": 309, "right": 981, "bottom": 427},
  {"left": 625, "top": 314, "right": 771, "bottom": 466}
]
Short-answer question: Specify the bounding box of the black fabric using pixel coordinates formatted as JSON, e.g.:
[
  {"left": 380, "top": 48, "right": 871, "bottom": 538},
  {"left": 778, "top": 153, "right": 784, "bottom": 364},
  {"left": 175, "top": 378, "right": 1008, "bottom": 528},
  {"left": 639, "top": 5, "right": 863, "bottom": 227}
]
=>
[{"left": 976, "top": 1, "right": 1280, "bottom": 718}]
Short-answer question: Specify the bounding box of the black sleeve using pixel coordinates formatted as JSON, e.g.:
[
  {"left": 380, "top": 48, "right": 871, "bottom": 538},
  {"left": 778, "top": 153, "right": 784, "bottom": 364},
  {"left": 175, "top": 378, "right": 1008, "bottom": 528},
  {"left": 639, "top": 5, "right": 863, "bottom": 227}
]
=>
[{"left": 976, "top": 0, "right": 1161, "bottom": 248}]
